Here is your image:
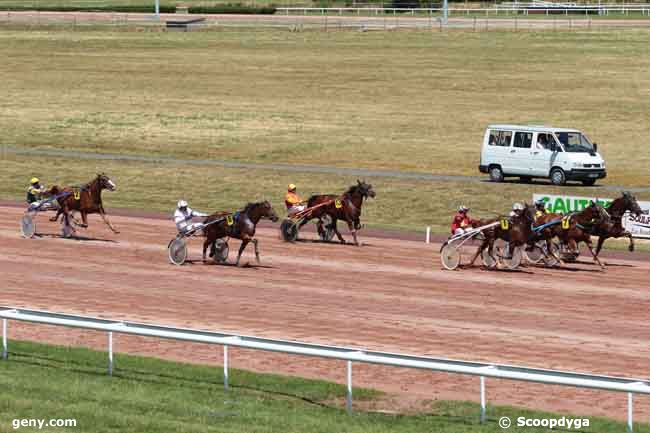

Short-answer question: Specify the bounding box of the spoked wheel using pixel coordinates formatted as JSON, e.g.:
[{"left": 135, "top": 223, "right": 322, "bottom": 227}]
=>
[
  {"left": 318, "top": 215, "right": 335, "bottom": 242},
  {"left": 280, "top": 218, "right": 299, "bottom": 242},
  {"left": 212, "top": 239, "right": 229, "bottom": 263},
  {"left": 524, "top": 241, "right": 545, "bottom": 264},
  {"left": 440, "top": 243, "right": 461, "bottom": 270},
  {"left": 500, "top": 245, "right": 522, "bottom": 270},
  {"left": 61, "top": 221, "right": 75, "bottom": 238},
  {"left": 168, "top": 237, "right": 188, "bottom": 266},
  {"left": 560, "top": 243, "right": 579, "bottom": 262},
  {"left": 481, "top": 248, "right": 498, "bottom": 269},
  {"left": 542, "top": 241, "right": 561, "bottom": 267},
  {"left": 20, "top": 213, "right": 36, "bottom": 238}
]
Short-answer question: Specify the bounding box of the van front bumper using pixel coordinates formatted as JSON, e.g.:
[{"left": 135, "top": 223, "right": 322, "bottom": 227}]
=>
[
  {"left": 478, "top": 165, "right": 488, "bottom": 173},
  {"left": 565, "top": 168, "right": 607, "bottom": 181}
]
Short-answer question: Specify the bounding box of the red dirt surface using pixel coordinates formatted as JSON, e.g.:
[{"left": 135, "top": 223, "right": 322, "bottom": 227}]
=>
[{"left": 2, "top": 204, "right": 650, "bottom": 422}]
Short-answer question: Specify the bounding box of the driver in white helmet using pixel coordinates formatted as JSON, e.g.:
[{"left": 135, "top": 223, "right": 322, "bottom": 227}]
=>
[
  {"left": 510, "top": 202, "right": 525, "bottom": 218},
  {"left": 174, "top": 200, "right": 207, "bottom": 235}
]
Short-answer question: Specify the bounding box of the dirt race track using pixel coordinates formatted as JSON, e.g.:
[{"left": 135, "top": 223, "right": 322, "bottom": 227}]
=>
[{"left": 2, "top": 203, "right": 650, "bottom": 421}]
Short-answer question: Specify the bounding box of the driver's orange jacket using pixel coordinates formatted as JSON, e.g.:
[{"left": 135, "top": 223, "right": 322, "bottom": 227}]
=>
[{"left": 285, "top": 192, "right": 303, "bottom": 209}]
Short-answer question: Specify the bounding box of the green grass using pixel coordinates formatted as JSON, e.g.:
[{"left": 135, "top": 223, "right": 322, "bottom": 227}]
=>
[
  {"left": 1, "top": 27, "right": 649, "bottom": 186},
  {"left": 1, "top": 339, "right": 648, "bottom": 433}
]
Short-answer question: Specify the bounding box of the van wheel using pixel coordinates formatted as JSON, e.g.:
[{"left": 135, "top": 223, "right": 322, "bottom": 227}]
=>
[
  {"left": 489, "top": 166, "right": 504, "bottom": 182},
  {"left": 581, "top": 179, "right": 596, "bottom": 186},
  {"left": 550, "top": 168, "right": 566, "bottom": 186}
]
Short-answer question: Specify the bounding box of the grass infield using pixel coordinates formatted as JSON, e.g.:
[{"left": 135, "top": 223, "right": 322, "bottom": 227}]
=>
[
  {"left": 0, "top": 339, "right": 647, "bottom": 433},
  {"left": 1, "top": 27, "right": 649, "bottom": 187}
]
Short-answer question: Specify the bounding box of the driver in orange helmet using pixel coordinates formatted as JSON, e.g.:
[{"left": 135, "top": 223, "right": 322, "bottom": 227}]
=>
[{"left": 285, "top": 184, "right": 307, "bottom": 216}]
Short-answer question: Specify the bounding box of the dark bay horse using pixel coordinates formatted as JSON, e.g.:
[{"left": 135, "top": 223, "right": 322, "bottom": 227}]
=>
[
  {"left": 202, "top": 200, "right": 279, "bottom": 266},
  {"left": 534, "top": 201, "right": 610, "bottom": 269},
  {"left": 50, "top": 173, "right": 119, "bottom": 235},
  {"left": 593, "top": 192, "right": 643, "bottom": 255},
  {"left": 300, "top": 180, "right": 375, "bottom": 246},
  {"left": 469, "top": 203, "right": 537, "bottom": 268}
]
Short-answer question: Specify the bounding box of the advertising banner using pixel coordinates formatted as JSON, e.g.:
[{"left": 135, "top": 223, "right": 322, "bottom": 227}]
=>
[{"left": 532, "top": 193, "right": 650, "bottom": 239}]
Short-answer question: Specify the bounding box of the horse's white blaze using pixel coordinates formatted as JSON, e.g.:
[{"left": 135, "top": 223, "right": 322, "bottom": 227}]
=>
[{"left": 108, "top": 179, "right": 116, "bottom": 190}]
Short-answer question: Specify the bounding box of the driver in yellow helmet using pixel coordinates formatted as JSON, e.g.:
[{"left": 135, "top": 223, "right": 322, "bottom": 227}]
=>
[
  {"left": 26, "top": 177, "right": 46, "bottom": 204},
  {"left": 285, "top": 184, "right": 306, "bottom": 216}
]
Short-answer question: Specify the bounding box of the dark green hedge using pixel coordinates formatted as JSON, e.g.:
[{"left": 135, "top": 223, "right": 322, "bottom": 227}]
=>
[
  {"left": 0, "top": 5, "right": 176, "bottom": 13},
  {"left": 188, "top": 5, "right": 276, "bottom": 14}
]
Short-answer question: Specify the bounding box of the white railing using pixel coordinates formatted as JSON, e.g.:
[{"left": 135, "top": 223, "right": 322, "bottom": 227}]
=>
[
  {"left": 276, "top": 5, "right": 650, "bottom": 15},
  {"left": 1, "top": 306, "right": 649, "bottom": 431}
]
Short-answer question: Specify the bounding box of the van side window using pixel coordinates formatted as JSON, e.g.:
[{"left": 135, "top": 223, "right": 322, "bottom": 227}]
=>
[
  {"left": 514, "top": 132, "right": 532, "bottom": 148},
  {"left": 536, "top": 133, "right": 553, "bottom": 150},
  {"left": 489, "top": 130, "right": 512, "bottom": 147}
]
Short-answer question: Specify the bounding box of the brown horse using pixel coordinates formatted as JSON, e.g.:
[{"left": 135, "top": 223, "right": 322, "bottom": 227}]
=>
[
  {"left": 202, "top": 200, "right": 279, "bottom": 267},
  {"left": 593, "top": 192, "right": 643, "bottom": 255},
  {"left": 300, "top": 180, "right": 375, "bottom": 246},
  {"left": 534, "top": 201, "right": 609, "bottom": 269},
  {"left": 469, "top": 203, "right": 537, "bottom": 268},
  {"left": 50, "top": 173, "right": 119, "bottom": 235}
]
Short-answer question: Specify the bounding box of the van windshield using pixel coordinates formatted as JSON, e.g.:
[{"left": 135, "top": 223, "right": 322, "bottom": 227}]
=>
[{"left": 554, "top": 132, "right": 595, "bottom": 153}]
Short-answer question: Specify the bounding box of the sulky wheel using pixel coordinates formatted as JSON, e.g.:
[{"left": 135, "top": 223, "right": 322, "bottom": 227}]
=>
[
  {"left": 168, "top": 237, "right": 188, "bottom": 266},
  {"left": 280, "top": 218, "right": 299, "bottom": 242},
  {"left": 20, "top": 213, "right": 36, "bottom": 238},
  {"left": 440, "top": 243, "right": 461, "bottom": 270},
  {"left": 61, "top": 221, "right": 75, "bottom": 238},
  {"left": 524, "top": 241, "right": 545, "bottom": 264},
  {"left": 318, "top": 215, "right": 335, "bottom": 242},
  {"left": 212, "top": 239, "right": 229, "bottom": 263},
  {"left": 481, "top": 248, "right": 498, "bottom": 269},
  {"left": 501, "top": 245, "right": 522, "bottom": 270}
]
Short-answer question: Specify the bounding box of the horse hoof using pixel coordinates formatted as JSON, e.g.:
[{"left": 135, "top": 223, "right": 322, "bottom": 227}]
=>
[{"left": 629, "top": 246, "right": 634, "bottom": 252}]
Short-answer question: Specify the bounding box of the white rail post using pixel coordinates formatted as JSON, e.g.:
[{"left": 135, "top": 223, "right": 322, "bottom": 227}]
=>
[
  {"left": 224, "top": 345, "right": 229, "bottom": 391},
  {"left": 2, "top": 319, "right": 7, "bottom": 360},
  {"left": 628, "top": 392, "right": 633, "bottom": 433},
  {"left": 480, "top": 376, "right": 486, "bottom": 423},
  {"left": 108, "top": 332, "right": 113, "bottom": 376},
  {"left": 346, "top": 360, "right": 353, "bottom": 414},
  {"left": 425, "top": 226, "right": 431, "bottom": 244},
  {"left": 155, "top": 0, "right": 160, "bottom": 18}
]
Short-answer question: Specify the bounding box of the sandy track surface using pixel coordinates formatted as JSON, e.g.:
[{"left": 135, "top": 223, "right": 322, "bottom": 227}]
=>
[{"left": 2, "top": 205, "right": 650, "bottom": 421}]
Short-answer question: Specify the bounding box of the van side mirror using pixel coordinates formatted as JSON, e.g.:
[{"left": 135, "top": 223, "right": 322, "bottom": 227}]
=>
[
  {"left": 549, "top": 142, "right": 557, "bottom": 152},
  {"left": 593, "top": 143, "right": 598, "bottom": 152}
]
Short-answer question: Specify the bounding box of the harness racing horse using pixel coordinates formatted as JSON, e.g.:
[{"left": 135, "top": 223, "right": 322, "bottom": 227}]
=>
[
  {"left": 534, "top": 201, "right": 610, "bottom": 270},
  {"left": 202, "top": 200, "right": 279, "bottom": 267},
  {"left": 300, "top": 180, "right": 376, "bottom": 246},
  {"left": 50, "top": 173, "right": 119, "bottom": 236},
  {"left": 593, "top": 192, "right": 643, "bottom": 256},
  {"left": 469, "top": 203, "right": 537, "bottom": 268}
]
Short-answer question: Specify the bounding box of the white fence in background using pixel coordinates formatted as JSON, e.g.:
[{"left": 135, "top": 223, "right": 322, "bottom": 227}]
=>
[
  {"left": 276, "top": 5, "right": 650, "bottom": 15},
  {"left": 1, "top": 306, "right": 649, "bottom": 431}
]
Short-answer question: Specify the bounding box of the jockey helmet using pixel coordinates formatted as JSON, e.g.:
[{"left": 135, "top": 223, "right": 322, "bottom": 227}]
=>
[
  {"left": 288, "top": 184, "right": 297, "bottom": 192},
  {"left": 458, "top": 205, "right": 469, "bottom": 213},
  {"left": 30, "top": 177, "right": 40, "bottom": 185},
  {"left": 177, "top": 199, "right": 188, "bottom": 209},
  {"left": 534, "top": 199, "right": 545, "bottom": 207},
  {"left": 512, "top": 202, "right": 524, "bottom": 211}
]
